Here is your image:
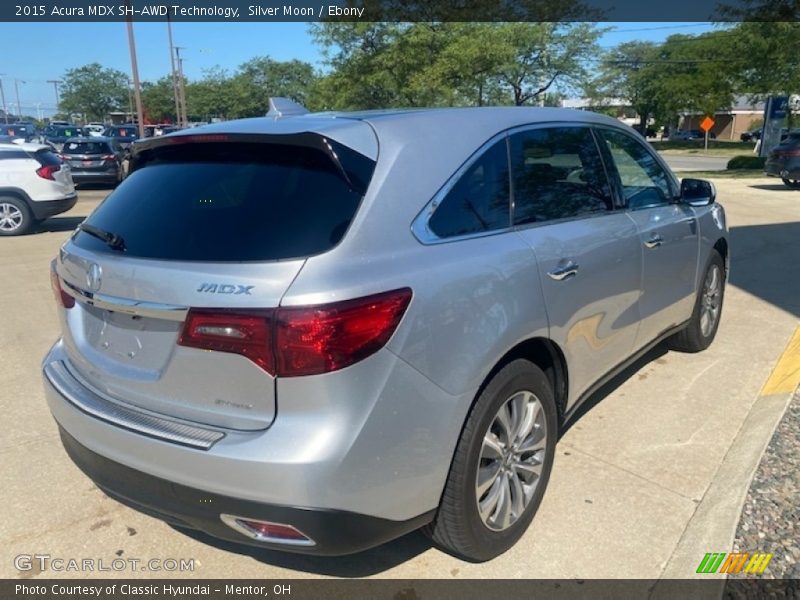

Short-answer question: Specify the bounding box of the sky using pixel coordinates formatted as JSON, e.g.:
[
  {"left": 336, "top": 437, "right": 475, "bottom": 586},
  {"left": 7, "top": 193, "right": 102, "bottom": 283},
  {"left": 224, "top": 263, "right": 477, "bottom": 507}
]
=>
[{"left": 0, "top": 21, "right": 715, "bottom": 118}]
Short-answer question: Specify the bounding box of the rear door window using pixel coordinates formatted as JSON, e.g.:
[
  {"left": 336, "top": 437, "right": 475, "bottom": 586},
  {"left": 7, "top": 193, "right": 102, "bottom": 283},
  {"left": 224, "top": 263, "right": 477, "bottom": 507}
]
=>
[
  {"left": 428, "top": 139, "right": 511, "bottom": 238},
  {"left": 509, "top": 126, "right": 613, "bottom": 225},
  {"left": 72, "top": 140, "right": 374, "bottom": 262}
]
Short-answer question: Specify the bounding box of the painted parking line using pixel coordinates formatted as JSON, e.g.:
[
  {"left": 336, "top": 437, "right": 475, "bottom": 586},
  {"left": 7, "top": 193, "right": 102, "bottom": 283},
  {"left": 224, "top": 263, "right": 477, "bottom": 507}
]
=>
[{"left": 761, "top": 326, "right": 800, "bottom": 396}]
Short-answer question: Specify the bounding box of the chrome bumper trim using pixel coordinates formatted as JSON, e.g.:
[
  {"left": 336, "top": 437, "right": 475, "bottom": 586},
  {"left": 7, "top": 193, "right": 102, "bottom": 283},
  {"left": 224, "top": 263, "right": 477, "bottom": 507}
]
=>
[{"left": 44, "top": 360, "right": 224, "bottom": 450}]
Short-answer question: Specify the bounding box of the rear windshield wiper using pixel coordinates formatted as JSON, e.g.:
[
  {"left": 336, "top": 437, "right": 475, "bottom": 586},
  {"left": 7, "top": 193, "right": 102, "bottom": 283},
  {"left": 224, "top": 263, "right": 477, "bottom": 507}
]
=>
[{"left": 78, "top": 223, "right": 126, "bottom": 252}]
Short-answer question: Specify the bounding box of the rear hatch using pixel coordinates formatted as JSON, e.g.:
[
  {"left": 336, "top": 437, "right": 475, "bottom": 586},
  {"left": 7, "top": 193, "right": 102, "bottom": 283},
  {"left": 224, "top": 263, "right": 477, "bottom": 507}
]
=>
[
  {"left": 61, "top": 140, "right": 116, "bottom": 171},
  {"left": 33, "top": 148, "right": 75, "bottom": 194},
  {"left": 53, "top": 130, "right": 376, "bottom": 430}
]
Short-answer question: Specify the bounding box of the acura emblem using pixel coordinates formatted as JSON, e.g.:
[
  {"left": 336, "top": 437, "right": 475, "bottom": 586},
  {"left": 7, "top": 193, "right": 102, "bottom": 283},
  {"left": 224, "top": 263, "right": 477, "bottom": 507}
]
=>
[{"left": 86, "top": 263, "right": 102, "bottom": 292}]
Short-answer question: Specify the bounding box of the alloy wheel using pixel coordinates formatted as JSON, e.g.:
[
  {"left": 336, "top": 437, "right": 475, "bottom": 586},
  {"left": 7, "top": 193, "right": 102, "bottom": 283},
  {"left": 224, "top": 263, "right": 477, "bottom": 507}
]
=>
[
  {"left": 700, "top": 264, "right": 722, "bottom": 337},
  {"left": 475, "top": 390, "right": 548, "bottom": 531},
  {"left": 0, "top": 203, "right": 23, "bottom": 233}
]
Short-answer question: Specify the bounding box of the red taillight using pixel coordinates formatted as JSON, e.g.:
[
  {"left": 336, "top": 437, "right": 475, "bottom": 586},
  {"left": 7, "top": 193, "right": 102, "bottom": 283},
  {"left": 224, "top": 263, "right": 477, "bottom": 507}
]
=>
[
  {"left": 178, "top": 310, "right": 274, "bottom": 373},
  {"left": 177, "top": 288, "right": 412, "bottom": 377},
  {"left": 102, "top": 154, "right": 116, "bottom": 161},
  {"left": 36, "top": 164, "right": 61, "bottom": 180},
  {"left": 276, "top": 289, "right": 413, "bottom": 376},
  {"left": 166, "top": 134, "right": 229, "bottom": 145},
  {"left": 50, "top": 268, "right": 74, "bottom": 309}
]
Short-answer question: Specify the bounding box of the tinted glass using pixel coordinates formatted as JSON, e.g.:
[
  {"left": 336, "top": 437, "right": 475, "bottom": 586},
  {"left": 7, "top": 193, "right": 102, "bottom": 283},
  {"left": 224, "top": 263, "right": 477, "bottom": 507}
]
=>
[
  {"left": 428, "top": 140, "right": 510, "bottom": 238},
  {"left": 34, "top": 150, "right": 63, "bottom": 166},
  {"left": 51, "top": 127, "right": 82, "bottom": 138},
  {"left": 509, "top": 127, "right": 613, "bottom": 225},
  {"left": 600, "top": 129, "right": 674, "bottom": 209},
  {"left": 72, "top": 141, "right": 374, "bottom": 262},
  {"left": 62, "top": 141, "right": 113, "bottom": 155},
  {"left": 105, "top": 127, "right": 137, "bottom": 138}
]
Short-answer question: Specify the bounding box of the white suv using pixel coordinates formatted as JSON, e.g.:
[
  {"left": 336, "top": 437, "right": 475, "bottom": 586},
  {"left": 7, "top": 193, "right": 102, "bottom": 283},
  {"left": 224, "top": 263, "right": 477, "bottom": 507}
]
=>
[{"left": 0, "top": 143, "right": 77, "bottom": 235}]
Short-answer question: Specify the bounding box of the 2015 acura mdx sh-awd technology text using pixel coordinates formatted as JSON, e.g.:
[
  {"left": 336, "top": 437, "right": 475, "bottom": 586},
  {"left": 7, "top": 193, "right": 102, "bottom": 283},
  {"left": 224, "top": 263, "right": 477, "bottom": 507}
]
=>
[{"left": 42, "top": 103, "right": 728, "bottom": 561}]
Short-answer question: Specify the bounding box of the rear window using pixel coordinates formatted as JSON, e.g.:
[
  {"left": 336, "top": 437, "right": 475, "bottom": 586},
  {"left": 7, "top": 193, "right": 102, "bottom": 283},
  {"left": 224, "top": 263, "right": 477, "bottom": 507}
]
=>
[
  {"left": 53, "top": 127, "right": 82, "bottom": 138},
  {"left": 72, "top": 140, "right": 375, "bottom": 262},
  {"left": 34, "top": 150, "right": 62, "bottom": 166},
  {"left": 105, "top": 128, "right": 136, "bottom": 138},
  {"left": 62, "top": 141, "right": 112, "bottom": 154}
]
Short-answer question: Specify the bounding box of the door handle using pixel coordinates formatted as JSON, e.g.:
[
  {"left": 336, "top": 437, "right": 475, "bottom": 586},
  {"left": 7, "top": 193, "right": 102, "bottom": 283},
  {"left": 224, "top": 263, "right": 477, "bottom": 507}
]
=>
[
  {"left": 547, "top": 261, "right": 579, "bottom": 281},
  {"left": 644, "top": 234, "right": 663, "bottom": 249}
]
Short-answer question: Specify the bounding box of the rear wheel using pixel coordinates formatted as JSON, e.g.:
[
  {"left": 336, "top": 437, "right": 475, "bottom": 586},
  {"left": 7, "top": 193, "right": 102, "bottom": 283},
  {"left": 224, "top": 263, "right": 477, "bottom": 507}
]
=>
[
  {"left": 781, "top": 177, "right": 800, "bottom": 189},
  {"left": 424, "top": 360, "right": 557, "bottom": 562},
  {"left": 668, "top": 250, "right": 725, "bottom": 353},
  {"left": 0, "top": 197, "right": 32, "bottom": 236}
]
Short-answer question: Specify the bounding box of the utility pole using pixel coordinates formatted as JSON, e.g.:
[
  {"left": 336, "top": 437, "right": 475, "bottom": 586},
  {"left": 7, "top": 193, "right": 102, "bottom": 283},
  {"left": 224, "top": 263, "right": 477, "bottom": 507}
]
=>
[
  {"left": 166, "top": 16, "right": 182, "bottom": 126},
  {"left": 0, "top": 75, "right": 7, "bottom": 123},
  {"left": 125, "top": 4, "right": 145, "bottom": 138},
  {"left": 47, "top": 79, "right": 62, "bottom": 112},
  {"left": 175, "top": 47, "right": 188, "bottom": 127},
  {"left": 14, "top": 79, "right": 24, "bottom": 120}
]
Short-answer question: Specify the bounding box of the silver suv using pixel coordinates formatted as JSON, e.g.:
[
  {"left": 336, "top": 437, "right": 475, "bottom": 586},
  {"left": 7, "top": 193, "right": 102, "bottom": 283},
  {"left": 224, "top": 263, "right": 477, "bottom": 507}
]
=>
[{"left": 43, "top": 106, "right": 728, "bottom": 561}]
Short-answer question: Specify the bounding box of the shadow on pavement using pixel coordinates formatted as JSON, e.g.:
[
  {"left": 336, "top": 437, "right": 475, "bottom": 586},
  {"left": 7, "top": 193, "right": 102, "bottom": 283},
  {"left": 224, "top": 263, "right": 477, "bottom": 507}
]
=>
[
  {"left": 748, "top": 184, "right": 800, "bottom": 192},
  {"left": 728, "top": 222, "right": 800, "bottom": 318},
  {"left": 171, "top": 525, "right": 433, "bottom": 577},
  {"left": 36, "top": 216, "right": 84, "bottom": 233}
]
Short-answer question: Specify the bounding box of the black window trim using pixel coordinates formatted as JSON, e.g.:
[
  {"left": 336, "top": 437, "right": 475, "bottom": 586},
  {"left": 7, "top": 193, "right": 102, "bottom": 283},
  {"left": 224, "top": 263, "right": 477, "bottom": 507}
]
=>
[
  {"left": 411, "top": 130, "right": 513, "bottom": 245},
  {"left": 592, "top": 124, "right": 681, "bottom": 211}
]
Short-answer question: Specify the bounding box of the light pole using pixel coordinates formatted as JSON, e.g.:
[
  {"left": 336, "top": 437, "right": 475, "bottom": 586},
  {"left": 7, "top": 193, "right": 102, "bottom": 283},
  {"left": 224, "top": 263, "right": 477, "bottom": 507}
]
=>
[
  {"left": 124, "top": 3, "right": 145, "bottom": 138},
  {"left": 175, "top": 47, "right": 188, "bottom": 127},
  {"left": 47, "top": 79, "right": 62, "bottom": 112},
  {"left": 0, "top": 74, "right": 7, "bottom": 123},
  {"left": 166, "top": 16, "right": 182, "bottom": 126},
  {"left": 14, "top": 79, "right": 25, "bottom": 120}
]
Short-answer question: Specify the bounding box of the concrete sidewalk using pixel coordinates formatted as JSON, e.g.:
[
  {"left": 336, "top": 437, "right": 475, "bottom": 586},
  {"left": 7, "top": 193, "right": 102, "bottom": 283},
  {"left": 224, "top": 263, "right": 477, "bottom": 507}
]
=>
[{"left": 1, "top": 180, "right": 799, "bottom": 580}]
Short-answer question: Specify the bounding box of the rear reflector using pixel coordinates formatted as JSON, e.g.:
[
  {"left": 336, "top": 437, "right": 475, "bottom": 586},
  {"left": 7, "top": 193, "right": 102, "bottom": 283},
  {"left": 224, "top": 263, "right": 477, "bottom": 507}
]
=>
[
  {"left": 50, "top": 267, "right": 74, "bottom": 309},
  {"left": 220, "top": 514, "right": 314, "bottom": 546},
  {"left": 178, "top": 288, "right": 412, "bottom": 377}
]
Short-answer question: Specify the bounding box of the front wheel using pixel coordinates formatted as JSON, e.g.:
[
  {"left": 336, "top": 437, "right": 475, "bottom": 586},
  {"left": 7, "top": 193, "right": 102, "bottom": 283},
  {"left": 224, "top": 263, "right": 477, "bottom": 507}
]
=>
[
  {"left": 424, "top": 360, "right": 558, "bottom": 562},
  {"left": 781, "top": 177, "right": 800, "bottom": 189},
  {"left": 668, "top": 250, "right": 725, "bottom": 353}
]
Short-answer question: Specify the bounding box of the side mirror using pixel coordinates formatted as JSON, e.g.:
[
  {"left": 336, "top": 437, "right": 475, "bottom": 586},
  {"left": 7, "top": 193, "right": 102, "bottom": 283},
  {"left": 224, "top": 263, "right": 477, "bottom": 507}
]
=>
[{"left": 681, "top": 178, "right": 716, "bottom": 207}]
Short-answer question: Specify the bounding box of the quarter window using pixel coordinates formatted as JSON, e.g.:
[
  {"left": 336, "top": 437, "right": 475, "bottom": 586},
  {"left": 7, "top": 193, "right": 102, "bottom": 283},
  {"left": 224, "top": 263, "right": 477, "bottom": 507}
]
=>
[
  {"left": 599, "top": 129, "right": 674, "bottom": 209},
  {"left": 428, "top": 140, "right": 511, "bottom": 238},
  {"left": 509, "top": 127, "right": 613, "bottom": 225}
]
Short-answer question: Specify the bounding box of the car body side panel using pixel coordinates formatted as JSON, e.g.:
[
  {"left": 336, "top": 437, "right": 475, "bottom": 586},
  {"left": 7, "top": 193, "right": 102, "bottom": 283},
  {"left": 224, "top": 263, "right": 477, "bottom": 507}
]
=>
[{"left": 515, "top": 214, "right": 643, "bottom": 406}]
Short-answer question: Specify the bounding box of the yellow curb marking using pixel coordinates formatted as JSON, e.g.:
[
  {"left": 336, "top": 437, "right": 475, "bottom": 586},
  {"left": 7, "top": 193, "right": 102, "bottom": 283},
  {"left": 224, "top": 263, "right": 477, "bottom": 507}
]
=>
[{"left": 761, "top": 326, "right": 800, "bottom": 395}]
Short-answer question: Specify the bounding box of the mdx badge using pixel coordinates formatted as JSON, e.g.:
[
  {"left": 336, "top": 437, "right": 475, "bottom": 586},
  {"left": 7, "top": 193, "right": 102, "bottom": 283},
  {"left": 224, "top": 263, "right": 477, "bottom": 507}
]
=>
[{"left": 197, "top": 283, "right": 254, "bottom": 295}]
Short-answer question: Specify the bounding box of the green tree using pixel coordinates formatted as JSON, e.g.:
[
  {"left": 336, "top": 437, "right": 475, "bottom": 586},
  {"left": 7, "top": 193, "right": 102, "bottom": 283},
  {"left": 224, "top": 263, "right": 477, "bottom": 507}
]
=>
[
  {"left": 141, "top": 76, "right": 177, "bottom": 123},
  {"left": 234, "top": 57, "right": 317, "bottom": 115},
  {"left": 59, "top": 63, "right": 129, "bottom": 121},
  {"left": 311, "top": 22, "right": 603, "bottom": 110}
]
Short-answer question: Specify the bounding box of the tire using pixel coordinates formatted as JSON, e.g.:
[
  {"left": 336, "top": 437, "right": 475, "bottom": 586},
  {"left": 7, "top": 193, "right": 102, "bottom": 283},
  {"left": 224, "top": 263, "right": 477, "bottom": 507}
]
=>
[
  {"left": 668, "top": 250, "right": 725, "bottom": 353},
  {"left": 424, "top": 359, "right": 558, "bottom": 562},
  {"left": 0, "top": 196, "right": 33, "bottom": 236},
  {"left": 781, "top": 178, "right": 800, "bottom": 189}
]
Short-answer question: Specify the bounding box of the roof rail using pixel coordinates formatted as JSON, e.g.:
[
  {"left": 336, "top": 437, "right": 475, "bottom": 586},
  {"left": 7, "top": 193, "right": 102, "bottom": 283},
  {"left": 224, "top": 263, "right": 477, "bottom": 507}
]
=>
[{"left": 266, "top": 97, "right": 309, "bottom": 119}]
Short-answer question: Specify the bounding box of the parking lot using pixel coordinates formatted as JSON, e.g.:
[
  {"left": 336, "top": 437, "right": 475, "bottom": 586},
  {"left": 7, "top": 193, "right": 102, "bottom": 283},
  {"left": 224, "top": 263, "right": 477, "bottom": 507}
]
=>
[{"left": 1, "top": 179, "right": 799, "bottom": 579}]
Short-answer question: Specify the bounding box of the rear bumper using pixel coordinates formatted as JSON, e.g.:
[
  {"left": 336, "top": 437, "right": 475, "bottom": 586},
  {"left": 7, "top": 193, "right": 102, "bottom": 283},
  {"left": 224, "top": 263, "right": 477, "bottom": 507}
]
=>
[
  {"left": 59, "top": 426, "right": 434, "bottom": 555},
  {"left": 71, "top": 169, "right": 118, "bottom": 184},
  {"left": 29, "top": 193, "right": 78, "bottom": 220}
]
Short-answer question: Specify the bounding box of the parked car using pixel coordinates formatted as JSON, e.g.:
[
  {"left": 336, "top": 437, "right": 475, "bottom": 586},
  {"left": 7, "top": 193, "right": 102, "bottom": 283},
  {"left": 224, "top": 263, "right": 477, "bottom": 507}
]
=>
[
  {"left": 670, "top": 129, "right": 717, "bottom": 141},
  {"left": 740, "top": 128, "right": 762, "bottom": 142},
  {"left": 43, "top": 105, "right": 728, "bottom": 561},
  {"left": 85, "top": 124, "right": 107, "bottom": 137},
  {"left": 0, "top": 142, "right": 76, "bottom": 235},
  {"left": 59, "top": 137, "right": 124, "bottom": 187},
  {"left": 765, "top": 131, "right": 800, "bottom": 188},
  {"left": 0, "top": 123, "right": 36, "bottom": 142},
  {"left": 45, "top": 126, "right": 87, "bottom": 151},
  {"left": 102, "top": 125, "right": 139, "bottom": 148}
]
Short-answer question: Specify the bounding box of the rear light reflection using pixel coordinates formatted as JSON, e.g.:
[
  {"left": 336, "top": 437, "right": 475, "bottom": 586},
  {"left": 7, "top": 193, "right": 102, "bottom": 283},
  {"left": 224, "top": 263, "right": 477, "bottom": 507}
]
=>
[
  {"left": 50, "top": 268, "right": 74, "bottom": 309},
  {"left": 178, "top": 288, "right": 412, "bottom": 377}
]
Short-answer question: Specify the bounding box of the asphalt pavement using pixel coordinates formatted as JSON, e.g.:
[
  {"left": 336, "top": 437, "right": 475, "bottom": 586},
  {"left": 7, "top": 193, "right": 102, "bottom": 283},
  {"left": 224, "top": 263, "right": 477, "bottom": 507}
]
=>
[{"left": 1, "top": 180, "right": 798, "bottom": 579}]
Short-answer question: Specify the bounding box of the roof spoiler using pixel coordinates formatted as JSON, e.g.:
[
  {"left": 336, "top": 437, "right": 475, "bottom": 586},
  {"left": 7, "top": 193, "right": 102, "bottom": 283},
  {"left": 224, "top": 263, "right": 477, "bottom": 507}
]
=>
[{"left": 266, "top": 97, "right": 309, "bottom": 119}]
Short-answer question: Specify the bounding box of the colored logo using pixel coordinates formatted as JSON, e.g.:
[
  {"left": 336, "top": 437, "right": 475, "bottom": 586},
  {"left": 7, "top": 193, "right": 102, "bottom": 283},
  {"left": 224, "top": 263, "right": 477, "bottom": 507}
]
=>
[{"left": 696, "top": 552, "right": 773, "bottom": 575}]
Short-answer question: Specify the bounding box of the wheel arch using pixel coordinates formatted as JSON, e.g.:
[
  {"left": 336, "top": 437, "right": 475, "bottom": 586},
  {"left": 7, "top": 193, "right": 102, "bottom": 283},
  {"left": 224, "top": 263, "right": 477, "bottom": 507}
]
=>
[{"left": 713, "top": 237, "right": 729, "bottom": 275}]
